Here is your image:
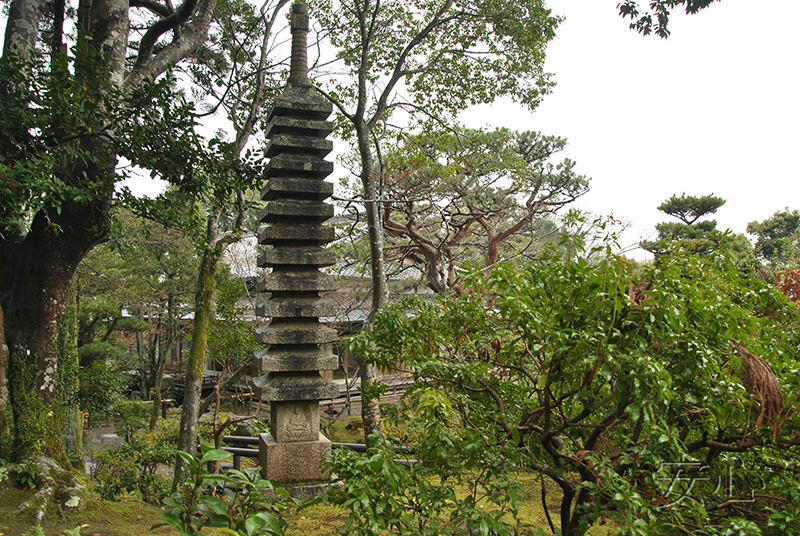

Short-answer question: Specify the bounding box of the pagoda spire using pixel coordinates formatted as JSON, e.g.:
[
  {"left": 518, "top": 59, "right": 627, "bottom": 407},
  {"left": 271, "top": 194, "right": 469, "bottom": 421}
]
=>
[
  {"left": 288, "top": 2, "right": 311, "bottom": 87},
  {"left": 252, "top": 1, "right": 339, "bottom": 491}
]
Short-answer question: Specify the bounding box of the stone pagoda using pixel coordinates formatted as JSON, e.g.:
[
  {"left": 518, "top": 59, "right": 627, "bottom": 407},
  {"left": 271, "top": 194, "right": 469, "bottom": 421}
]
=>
[{"left": 252, "top": 2, "right": 339, "bottom": 485}]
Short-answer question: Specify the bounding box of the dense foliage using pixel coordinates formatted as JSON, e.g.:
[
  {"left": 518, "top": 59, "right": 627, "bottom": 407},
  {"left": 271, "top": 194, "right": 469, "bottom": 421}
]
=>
[
  {"left": 156, "top": 446, "right": 293, "bottom": 535},
  {"left": 348, "top": 234, "right": 800, "bottom": 535},
  {"left": 748, "top": 210, "right": 800, "bottom": 266}
]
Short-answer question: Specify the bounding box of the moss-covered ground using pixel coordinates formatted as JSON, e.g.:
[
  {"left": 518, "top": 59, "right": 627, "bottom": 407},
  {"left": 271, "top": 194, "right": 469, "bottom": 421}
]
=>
[
  {"left": 0, "top": 415, "right": 618, "bottom": 536},
  {"left": 0, "top": 474, "right": 616, "bottom": 536}
]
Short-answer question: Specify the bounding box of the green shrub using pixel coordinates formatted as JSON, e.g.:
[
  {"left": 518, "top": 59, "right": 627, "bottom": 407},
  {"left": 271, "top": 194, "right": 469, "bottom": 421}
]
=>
[
  {"left": 10, "top": 460, "right": 39, "bottom": 490},
  {"left": 78, "top": 360, "right": 129, "bottom": 423},
  {"left": 151, "top": 413, "right": 181, "bottom": 443},
  {"left": 91, "top": 435, "right": 174, "bottom": 503},
  {"left": 155, "top": 445, "right": 294, "bottom": 535},
  {"left": 329, "top": 433, "right": 526, "bottom": 536},
  {"left": 347, "top": 234, "right": 800, "bottom": 535},
  {"left": 0, "top": 457, "right": 10, "bottom": 484},
  {"left": 110, "top": 398, "right": 150, "bottom": 441}
]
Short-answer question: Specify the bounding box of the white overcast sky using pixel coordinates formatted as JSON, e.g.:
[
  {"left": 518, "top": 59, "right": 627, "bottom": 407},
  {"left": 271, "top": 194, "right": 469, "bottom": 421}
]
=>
[{"left": 460, "top": 0, "right": 800, "bottom": 256}]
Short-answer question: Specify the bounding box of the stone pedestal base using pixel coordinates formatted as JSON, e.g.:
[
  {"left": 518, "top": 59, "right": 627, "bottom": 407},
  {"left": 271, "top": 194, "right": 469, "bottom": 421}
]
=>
[{"left": 259, "top": 432, "right": 331, "bottom": 484}]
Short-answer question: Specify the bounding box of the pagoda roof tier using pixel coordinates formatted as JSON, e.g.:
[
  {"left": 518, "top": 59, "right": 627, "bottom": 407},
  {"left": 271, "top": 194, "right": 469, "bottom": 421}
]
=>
[
  {"left": 253, "top": 372, "right": 341, "bottom": 402},
  {"left": 254, "top": 347, "right": 338, "bottom": 372}
]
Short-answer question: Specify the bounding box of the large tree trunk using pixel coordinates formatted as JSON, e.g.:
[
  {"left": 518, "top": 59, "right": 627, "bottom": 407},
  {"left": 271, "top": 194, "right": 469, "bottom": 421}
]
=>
[
  {"left": 2, "top": 0, "right": 47, "bottom": 62},
  {"left": 0, "top": 0, "right": 125, "bottom": 463},
  {"left": 1, "top": 0, "right": 216, "bottom": 468},
  {"left": 2, "top": 204, "right": 110, "bottom": 463}
]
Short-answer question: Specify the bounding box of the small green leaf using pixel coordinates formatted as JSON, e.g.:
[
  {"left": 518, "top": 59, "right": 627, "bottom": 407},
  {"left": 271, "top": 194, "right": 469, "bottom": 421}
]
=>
[{"left": 199, "top": 448, "right": 232, "bottom": 464}]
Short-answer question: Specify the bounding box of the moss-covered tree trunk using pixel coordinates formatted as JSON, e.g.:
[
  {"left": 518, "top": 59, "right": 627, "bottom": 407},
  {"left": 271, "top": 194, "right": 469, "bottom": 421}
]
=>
[
  {"left": 0, "top": 306, "right": 10, "bottom": 456},
  {"left": 2, "top": 205, "right": 111, "bottom": 464},
  {"left": 0, "top": 0, "right": 124, "bottom": 463},
  {"left": 1, "top": 0, "right": 217, "bottom": 469},
  {"left": 174, "top": 209, "right": 222, "bottom": 486},
  {"left": 59, "top": 280, "right": 82, "bottom": 470}
]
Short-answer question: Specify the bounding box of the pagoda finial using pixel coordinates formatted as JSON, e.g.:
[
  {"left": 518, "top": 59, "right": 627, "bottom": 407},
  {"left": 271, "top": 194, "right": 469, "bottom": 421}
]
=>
[{"left": 288, "top": 2, "right": 311, "bottom": 87}]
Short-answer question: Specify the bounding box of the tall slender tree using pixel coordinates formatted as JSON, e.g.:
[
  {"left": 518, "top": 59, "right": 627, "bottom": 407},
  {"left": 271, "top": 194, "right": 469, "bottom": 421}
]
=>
[
  {"left": 171, "top": 0, "right": 289, "bottom": 484},
  {"left": 308, "top": 0, "right": 561, "bottom": 437}
]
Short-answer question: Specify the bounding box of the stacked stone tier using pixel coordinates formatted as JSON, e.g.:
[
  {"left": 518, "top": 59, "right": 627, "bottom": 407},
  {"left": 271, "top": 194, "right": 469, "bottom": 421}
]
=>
[
  {"left": 257, "top": 270, "right": 336, "bottom": 293},
  {"left": 265, "top": 116, "right": 333, "bottom": 138},
  {"left": 255, "top": 321, "right": 338, "bottom": 346},
  {"left": 261, "top": 177, "right": 333, "bottom": 201},
  {"left": 265, "top": 135, "right": 332, "bottom": 159},
  {"left": 254, "top": 346, "right": 339, "bottom": 371},
  {"left": 254, "top": 3, "right": 338, "bottom": 488},
  {"left": 253, "top": 85, "right": 339, "bottom": 405},
  {"left": 253, "top": 372, "right": 339, "bottom": 402}
]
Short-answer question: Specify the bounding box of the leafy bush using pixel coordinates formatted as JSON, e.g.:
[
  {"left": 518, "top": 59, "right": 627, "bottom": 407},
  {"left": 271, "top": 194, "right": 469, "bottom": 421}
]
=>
[
  {"left": 150, "top": 412, "right": 182, "bottom": 443},
  {"left": 110, "top": 398, "right": 150, "bottom": 441},
  {"left": 91, "top": 435, "right": 174, "bottom": 503},
  {"left": 10, "top": 460, "right": 39, "bottom": 489},
  {"left": 77, "top": 360, "right": 129, "bottom": 423},
  {"left": 155, "top": 445, "right": 294, "bottom": 535},
  {"left": 0, "top": 457, "right": 10, "bottom": 484},
  {"left": 348, "top": 235, "right": 800, "bottom": 535},
  {"left": 329, "top": 432, "right": 528, "bottom": 536},
  {"left": 77, "top": 340, "right": 129, "bottom": 367}
]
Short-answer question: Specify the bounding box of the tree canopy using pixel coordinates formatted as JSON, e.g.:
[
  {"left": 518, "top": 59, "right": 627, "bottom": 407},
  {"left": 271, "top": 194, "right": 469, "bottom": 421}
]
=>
[
  {"left": 376, "top": 127, "right": 588, "bottom": 293},
  {"left": 308, "top": 0, "right": 562, "bottom": 310},
  {"left": 618, "top": 0, "right": 722, "bottom": 37},
  {"left": 306, "top": 0, "right": 561, "bottom": 438},
  {"left": 0, "top": 0, "right": 223, "bottom": 461},
  {"left": 747, "top": 210, "right": 800, "bottom": 265},
  {"left": 641, "top": 193, "right": 728, "bottom": 255}
]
